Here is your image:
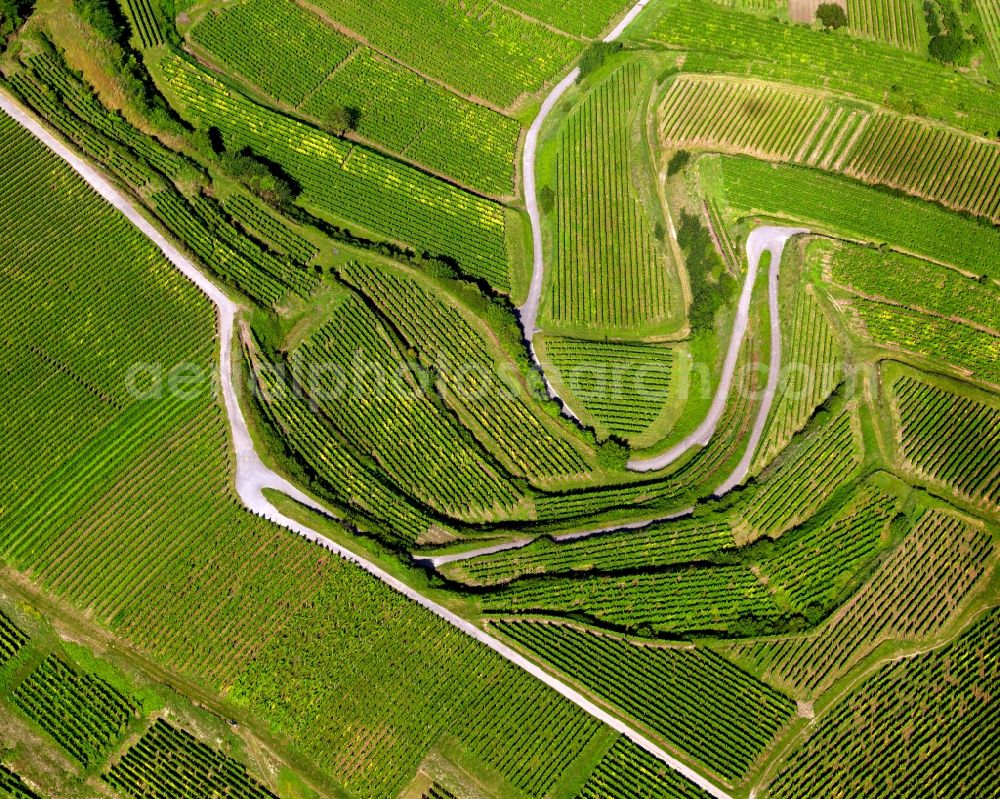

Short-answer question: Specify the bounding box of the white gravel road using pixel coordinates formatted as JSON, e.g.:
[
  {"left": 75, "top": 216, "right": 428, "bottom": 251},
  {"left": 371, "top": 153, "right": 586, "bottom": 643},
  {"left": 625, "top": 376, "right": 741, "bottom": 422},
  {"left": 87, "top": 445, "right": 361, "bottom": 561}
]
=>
[{"left": 0, "top": 88, "right": 732, "bottom": 799}]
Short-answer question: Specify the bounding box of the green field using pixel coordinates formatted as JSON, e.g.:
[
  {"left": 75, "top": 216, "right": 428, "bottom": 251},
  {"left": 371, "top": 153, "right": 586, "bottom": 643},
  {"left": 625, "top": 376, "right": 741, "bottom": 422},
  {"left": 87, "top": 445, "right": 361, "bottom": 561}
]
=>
[{"left": 846, "top": 0, "right": 926, "bottom": 50}]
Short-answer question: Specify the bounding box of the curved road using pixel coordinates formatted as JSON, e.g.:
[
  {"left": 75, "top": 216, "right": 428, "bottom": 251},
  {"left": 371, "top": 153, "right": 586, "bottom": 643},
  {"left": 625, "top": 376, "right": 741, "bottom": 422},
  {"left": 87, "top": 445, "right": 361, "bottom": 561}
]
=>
[{"left": 0, "top": 89, "right": 731, "bottom": 799}]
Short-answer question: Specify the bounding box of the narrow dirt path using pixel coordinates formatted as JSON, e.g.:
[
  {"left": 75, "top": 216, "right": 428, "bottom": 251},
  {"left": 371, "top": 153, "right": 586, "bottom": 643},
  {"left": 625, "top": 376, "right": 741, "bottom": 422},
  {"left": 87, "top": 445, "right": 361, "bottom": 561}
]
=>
[{"left": 0, "top": 91, "right": 731, "bottom": 799}]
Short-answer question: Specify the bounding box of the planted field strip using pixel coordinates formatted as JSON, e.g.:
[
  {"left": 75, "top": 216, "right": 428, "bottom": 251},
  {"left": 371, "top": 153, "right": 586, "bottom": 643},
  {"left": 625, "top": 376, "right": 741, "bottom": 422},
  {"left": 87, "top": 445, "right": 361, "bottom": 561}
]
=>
[
  {"left": 339, "top": 261, "right": 592, "bottom": 482},
  {"left": 231, "top": 577, "right": 602, "bottom": 798},
  {"left": 660, "top": 76, "right": 1000, "bottom": 222},
  {"left": 827, "top": 243, "right": 1000, "bottom": 333},
  {"left": 501, "top": 0, "right": 633, "bottom": 36},
  {"left": 304, "top": 0, "right": 579, "bottom": 107},
  {"left": 12, "top": 655, "right": 136, "bottom": 768},
  {"left": 726, "top": 510, "right": 994, "bottom": 696},
  {"left": 841, "top": 113, "right": 1000, "bottom": 223},
  {"left": 551, "top": 63, "right": 672, "bottom": 332},
  {"left": 755, "top": 289, "right": 842, "bottom": 470},
  {"left": 0, "top": 610, "right": 28, "bottom": 667},
  {"left": 850, "top": 298, "right": 1000, "bottom": 384},
  {"left": 977, "top": 0, "right": 1000, "bottom": 68},
  {"left": 659, "top": 76, "right": 826, "bottom": 161},
  {"left": 765, "top": 607, "right": 1000, "bottom": 798},
  {"left": 496, "top": 620, "right": 796, "bottom": 780},
  {"left": 735, "top": 411, "right": 860, "bottom": 543},
  {"left": 651, "top": 0, "right": 999, "bottom": 134},
  {"left": 301, "top": 49, "right": 519, "bottom": 195},
  {"left": 576, "top": 737, "right": 715, "bottom": 799},
  {"left": 484, "top": 564, "right": 782, "bottom": 635},
  {"left": 720, "top": 157, "right": 1000, "bottom": 279},
  {"left": 121, "top": 0, "right": 163, "bottom": 47},
  {"left": 542, "top": 338, "right": 674, "bottom": 438},
  {"left": 845, "top": 0, "right": 924, "bottom": 50},
  {"left": 441, "top": 518, "right": 734, "bottom": 586},
  {"left": 892, "top": 376, "right": 1000, "bottom": 510},
  {"left": 191, "top": 0, "right": 355, "bottom": 106},
  {"left": 294, "top": 295, "right": 526, "bottom": 521},
  {"left": 162, "top": 56, "right": 511, "bottom": 290},
  {"left": 223, "top": 195, "right": 318, "bottom": 265},
  {"left": 421, "top": 785, "right": 458, "bottom": 799},
  {"left": 0, "top": 114, "right": 213, "bottom": 408},
  {"left": 105, "top": 719, "right": 277, "bottom": 799},
  {"left": 757, "top": 482, "right": 900, "bottom": 612},
  {"left": 0, "top": 765, "right": 41, "bottom": 799},
  {"left": 533, "top": 324, "right": 763, "bottom": 521},
  {"left": 248, "top": 340, "right": 436, "bottom": 546}
]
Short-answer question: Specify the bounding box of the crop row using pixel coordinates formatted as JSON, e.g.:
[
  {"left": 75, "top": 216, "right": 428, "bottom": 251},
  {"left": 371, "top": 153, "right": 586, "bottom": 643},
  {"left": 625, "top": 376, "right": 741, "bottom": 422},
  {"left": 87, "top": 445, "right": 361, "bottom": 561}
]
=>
[
  {"left": 339, "top": 261, "right": 592, "bottom": 482},
  {"left": 850, "top": 298, "right": 1000, "bottom": 384},
  {"left": 496, "top": 619, "right": 796, "bottom": 780},
  {"left": 442, "top": 517, "right": 734, "bottom": 586},
  {"left": 845, "top": 0, "right": 925, "bottom": 51},
  {"left": 121, "top": 0, "right": 163, "bottom": 48},
  {"left": 755, "top": 287, "right": 842, "bottom": 471},
  {"left": 892, "top": 375, "right": 1000, "bottom": 510},
  {"left": 765, "top": 607, "right": 1000, "bottom": 797},
  {"left": 575, "top": 737, "right": 714, "bottom": 798},
  {"left": 551, "top": 63, "right": 672, "bottom": 333},
  {"left": 191, "top": 0, "right": 355, "bottom": 106},
  {"left": 105, "top": 719, "right": 278, "bottom": 799},
  {"left": 976, "top": 0, "right": 1000, "bottom": 68},
  {"left": 304, "top": 0, "right": 579, "bottom": 106},
  {"left": 162, "top": 56, "right": 511, "bottom": 289},
  {"left": 541, "top": 337, "right": 675, "bottom": 438},
  {"left": 720, "top": 156, "right": 1000, "bottom": 280},
  {"left": 294, "top": 294, "right": 526, "bottom": 520},
  {"left": 223, "top": 195, "right": 318, "bottom": 265},
  {"left": 0, "top": 764, "right": 41, "bottom": 799},
  {"left": 727, "top": 509, "right": 993, "bottom": 696},
  {"left": 0, "top": 610, "right": 28, "bottom": 667},
  {"left": 735, "top": 411, "right": 860, "bottom": 543},
  {"left": 12, "top": 655, "right": 136, "bottom": 767}
]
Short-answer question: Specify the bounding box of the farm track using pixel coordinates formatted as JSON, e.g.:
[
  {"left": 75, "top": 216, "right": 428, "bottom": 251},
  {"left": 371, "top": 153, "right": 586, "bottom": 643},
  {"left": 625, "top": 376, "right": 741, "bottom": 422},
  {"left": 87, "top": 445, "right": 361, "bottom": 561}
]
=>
[{"left": 0, "top": 89, "right": 732, "bottom": 799}]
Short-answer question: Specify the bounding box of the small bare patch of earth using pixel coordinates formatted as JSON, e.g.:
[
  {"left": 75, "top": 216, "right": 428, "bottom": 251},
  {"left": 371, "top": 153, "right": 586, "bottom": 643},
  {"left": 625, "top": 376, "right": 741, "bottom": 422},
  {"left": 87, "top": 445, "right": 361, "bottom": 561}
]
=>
[{"left": 788, "top": 0, "right": 845, "bottom": 24}]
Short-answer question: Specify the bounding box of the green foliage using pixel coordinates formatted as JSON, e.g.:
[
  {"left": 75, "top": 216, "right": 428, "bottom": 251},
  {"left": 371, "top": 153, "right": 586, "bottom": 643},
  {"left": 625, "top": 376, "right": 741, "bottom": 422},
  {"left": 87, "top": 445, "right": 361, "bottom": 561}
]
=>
[
  {"left": 816, "top": 1, "right": 848, "bottom": 27},
  {"left": 0, "top": 0, "right": 32, "bottom": 39},
  {"left": 72, "top": 0, "right": 124, "bottom": 39},
  {"left": 577, "top": 738, "right": 715, "bottom": 798},
  {"left": 218, "top": 147, "right": 299, "bottom": 208},
  {"left": 596, "top": 436, "right": 630, "bottom": 470},
  {"left": 675, "top": 210, "right": 734, "bottom": 334},
  {"left": 666, "top": 148, "right": 690, "bottom": 176},
  {"left": 925, "top": 0, "right": 972, "bottom": 62},
  {"left": 577, "top": 40, "right": 623, "bottom": 81},
  {"left": 0, "top": 765, "right": 41, "bottom": 799}
]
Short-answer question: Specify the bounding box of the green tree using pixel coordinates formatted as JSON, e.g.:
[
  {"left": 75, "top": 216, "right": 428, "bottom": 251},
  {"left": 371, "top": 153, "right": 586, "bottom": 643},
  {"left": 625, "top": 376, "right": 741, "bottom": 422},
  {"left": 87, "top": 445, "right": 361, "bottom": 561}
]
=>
[
  {"left": 816, "top": 2, "right": 848, "bottom": 28},
  {"left": 325, "top": 105, "right": 360, "bottom": 135}
]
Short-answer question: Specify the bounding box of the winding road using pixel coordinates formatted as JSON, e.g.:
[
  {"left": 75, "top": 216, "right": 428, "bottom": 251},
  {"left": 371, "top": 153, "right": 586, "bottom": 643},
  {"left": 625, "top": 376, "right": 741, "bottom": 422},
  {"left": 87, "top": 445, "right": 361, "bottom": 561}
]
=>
[{"left": 0, "top": 72, "right": 733, "bottom": 799}]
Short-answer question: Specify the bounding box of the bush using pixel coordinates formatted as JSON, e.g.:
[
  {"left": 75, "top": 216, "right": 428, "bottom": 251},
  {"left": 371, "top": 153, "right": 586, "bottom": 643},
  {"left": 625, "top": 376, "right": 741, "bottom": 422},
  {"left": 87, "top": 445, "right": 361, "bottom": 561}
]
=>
[
  {"left": 816, "top": 2, "right": 848, "bottom": 28},
  {"left": 676, "top": 210, "right": 735, "bottom": 334},
  {"left": 1, "top": 0, "right": 33, "bottom": 38},
  {"left": 597, "top": 436, "right": 629, "bottom": 470},
  {"left": 666, "top": 149, "right": 690, "bottom": 176},
  {"left": 576, "top": 41, "right": 623, "bottom": 82},
  {"left": 539, "top": 185, "right": 555, "bottom": 214}
]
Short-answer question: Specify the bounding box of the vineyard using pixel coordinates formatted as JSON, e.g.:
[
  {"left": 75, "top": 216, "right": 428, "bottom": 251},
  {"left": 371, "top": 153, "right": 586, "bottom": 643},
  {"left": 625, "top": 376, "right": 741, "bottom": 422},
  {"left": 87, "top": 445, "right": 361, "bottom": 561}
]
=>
[
  {"left": 299, "top": 49, "right": 519, "bottom": 195},
  {"left": 845, "top": 0, "right": 925, "bottom": 50},
  {"left": 539, "top": 337, "right": 676, "bottom": 440},
  {"left": 338, "top": 261, "right": 593, "bottom": 483},
  {"left": 191, "top": 0, "right": 355, "bottom": 106},
  {"left": 891, "top": 374, "right": 1000, "bottom": 510},
  {"left": 849, "top": 298, "right": 1000, "bottom": 384},
  {"left": 161, "top": 56, "right": 512, "bottom": 290},
  {"left": 495, "top": 620, "right": 796, "bottom": 780},
  {"left": 0, "top": 765, "right": 41, "bottom": 799},
  {"left": 120, "top": 0, "right": 163, "bottom": 48},
  {"left": 292, "top": 293, "right": 527, "bottom": 521},
  {"left": 576, "top": 738, "right": 714, "bottom": 799},
  {"left": 649, "top": 0, "right": 999, "bottom": 134},
  {"left": 658, "top": 76, "right": 1000, "bottom": 222},
  {"left": 725, "top": 510, "right": 994, "bottom": 696},
  {"left": 503, "top": 0, "right": 633, "bottom": 36},
  {"left": 824, "top": 241, "right": 1000, "bottom": 333},
  {"left": 105, "top": 719, "right": 278, "bottom": 799},
  {"left": 734, "top": 410, "right": 860, "bottom": 543},
  {"left": 301, "top": 0, "right": 580, "bottom": 106},
  {"left": 763, "top": 607, "right": 1000, "bottom": 797},
  {"left": 719, "top": 156, "right": 1000, "bottom": 279},
  {"left": 977, "top": 0, "right": 1000, "bottom": 68},
  {"left": 549, "top": 62, "right": 674, "bottom": 334},
  {"left": 11, "top": 655, "right": 136, "bottom": 767},
  {"left": 223, "top": 195, "right": 319, "bottom": 265},
  {"left": 441, "top": 518, "right": 735, "bottom": 586},
  {"left": 755, "top": 286, "right": 842, "bottom": 470}
]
